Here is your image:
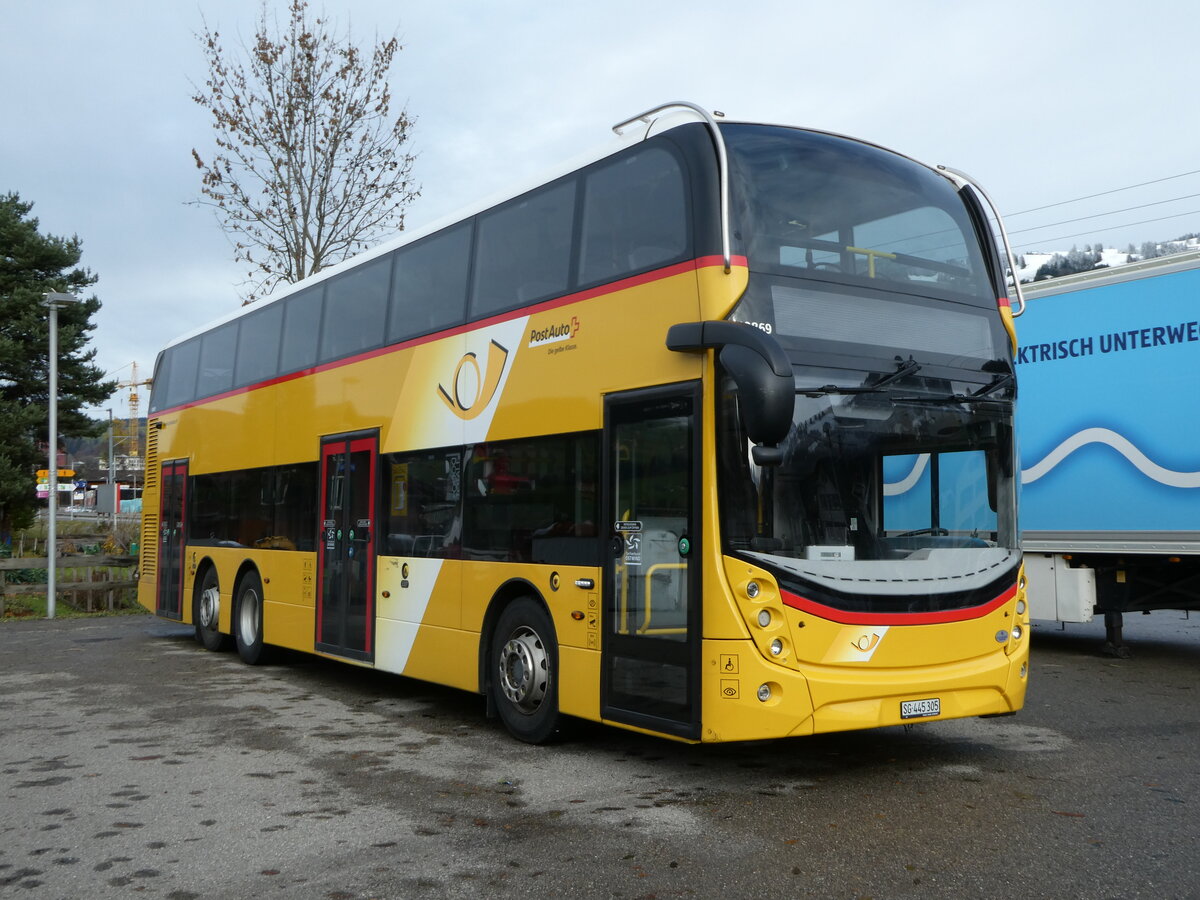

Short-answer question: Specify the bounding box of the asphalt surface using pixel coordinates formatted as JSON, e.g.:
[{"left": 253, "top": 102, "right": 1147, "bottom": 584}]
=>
[{"left": 2, "top": 610, "right": 1198, "bottom": 899}]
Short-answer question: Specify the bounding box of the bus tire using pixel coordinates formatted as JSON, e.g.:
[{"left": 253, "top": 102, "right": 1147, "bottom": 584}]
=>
[
  {"left": 490, "top": 597, "right": 561, "bottom": 744},
  {"left": 234, "top": 571, "right": 270, "bottom": 665},
  {"left": 194, "top": 566, "right": 230, "bottom": 652}
]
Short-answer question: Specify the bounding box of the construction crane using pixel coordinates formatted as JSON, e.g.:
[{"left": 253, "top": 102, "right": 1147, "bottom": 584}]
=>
[{"left": 116, "top": 362, "right": 152, "bottom": 457}]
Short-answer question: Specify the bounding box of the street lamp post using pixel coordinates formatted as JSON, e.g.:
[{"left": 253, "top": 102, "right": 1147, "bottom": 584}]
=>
[{"left": 44, "top": 291, "right": 81, "bottom": 619}]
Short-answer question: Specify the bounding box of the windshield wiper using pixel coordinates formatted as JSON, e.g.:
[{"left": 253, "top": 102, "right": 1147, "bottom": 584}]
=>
[
  {"left": 972, "top": 371, "right": 1013, "bottom": 397},
  {"left": 892, "top": 372, "right": 1014, "bottom": 405},
  {"left": 799, "top": 357, "right": 921, "bottom": 398}
]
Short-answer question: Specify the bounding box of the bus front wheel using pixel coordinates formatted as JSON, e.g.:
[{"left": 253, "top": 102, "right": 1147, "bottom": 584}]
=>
[
  {"left": 194, "top": 566, "right": 230, "bottom": 652},
  {"left": 234, "top": 572, "right": 270, "bottom": 665},
  {"left": 490, "top": 597, "right": 560, "bottom": 744}
]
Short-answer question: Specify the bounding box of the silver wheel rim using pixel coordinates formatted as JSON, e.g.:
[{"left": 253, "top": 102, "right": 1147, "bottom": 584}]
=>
[
  {"left": 239, "top": 589, "right": 259, "bottom": 645},
  {"left": 498, "top": 626, "right": 548, "bottom": 714},
  {"left": 199, "top": 585, "right": 220, "bottom": 630}
]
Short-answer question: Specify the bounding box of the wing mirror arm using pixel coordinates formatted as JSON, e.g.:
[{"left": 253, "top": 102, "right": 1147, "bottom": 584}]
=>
[{"left": 666, "top": 321, "right": 794, "bottom": 466}]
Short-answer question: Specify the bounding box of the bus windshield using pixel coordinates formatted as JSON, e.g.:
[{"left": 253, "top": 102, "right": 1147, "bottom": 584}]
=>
[
  {"left": 723, "top": 123, "right": 996, "bottom": 306},
  {"left": 718, "top": 370, "right": 1018, "bottom": 613},
  {"left": 717, "top": 125, "right": 1018, "bottom": 613}
]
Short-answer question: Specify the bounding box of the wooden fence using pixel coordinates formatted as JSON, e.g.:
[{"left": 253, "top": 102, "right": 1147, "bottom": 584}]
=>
[{"left": 0, "top": 547, "right": 139, "bottom": 615}]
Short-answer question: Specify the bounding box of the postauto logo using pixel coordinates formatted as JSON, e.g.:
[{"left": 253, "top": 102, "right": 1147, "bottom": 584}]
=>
[{"left": 528, "top": 316, "right": 580, "bottom": 348}]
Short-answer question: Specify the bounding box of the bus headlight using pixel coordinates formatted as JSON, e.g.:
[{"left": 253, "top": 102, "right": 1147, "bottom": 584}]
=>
[
  {"left": 757, "top": 609, "right": 771, "bottom": 628},
  {"left": 1011, "top": 625, "right": 1023, "bottom": 641},
  {"left": 769, "top": 638, "right": 784, "bottom": 656}
]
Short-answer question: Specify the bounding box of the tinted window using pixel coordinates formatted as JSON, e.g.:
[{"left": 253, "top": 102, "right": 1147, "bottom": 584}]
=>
[
  {"left": 272, "top": 463, "right": 318, "bottom": 551},
  {"left": 471, "top": 180, "right": 576, "bottom": 318},
  {"left": 578, "top": 147, "right": 689, "bottom": 285},
  {"left": 321, "top": 254, "right": 391, "bottom": 362},
  {"left": 384, "top": 449, "right": 464, "bottom": 558},
  {"left": 189, "top": 462, "right": 317, "bottom": 552},
  {"left": 189, "top": 469, "right": 270, "bottom": 547},
  {"left": 724, "top": 124, "right": 994, "bottom": 304},
  {"left": 162, "top": 338, "right": 201, "bottom": 409},
  {"left": 388, "top": 223, "right": 472, "bottom": 343},
  {"left": 188, "top": 471, "right": 233, "bottom": 543},
  {"left": 463, "top": 433, "right": 599, "bottom": 565},
  {"left": 234, "top": 302, "right": 283, "bottom": 387},
  {"left": 197, "top": 323, "right": 238, "bottom": 398},
  {"left": 279, "top": 285, "right": 324, "bottom": 375},
  {"left": 148, "top": 352, "right": 170, "bottom": 413}
]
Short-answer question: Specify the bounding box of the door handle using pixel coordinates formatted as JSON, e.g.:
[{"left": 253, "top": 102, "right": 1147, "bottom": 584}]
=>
[{"left": 574, "top": 578, "right": 595, "bottom": 590}]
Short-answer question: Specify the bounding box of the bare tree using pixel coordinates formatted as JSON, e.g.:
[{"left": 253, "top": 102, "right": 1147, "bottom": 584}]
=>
[{"left": 192, "top": 0, "right": 419, "bottom": 301}]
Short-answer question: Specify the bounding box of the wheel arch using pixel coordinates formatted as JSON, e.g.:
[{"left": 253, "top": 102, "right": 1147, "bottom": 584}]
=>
[
  {"left": 232, "top": 559, "right": 264, "bottom": 601},
  {"left": 190, "top": 555, "right": 219, "bottom": 609}
]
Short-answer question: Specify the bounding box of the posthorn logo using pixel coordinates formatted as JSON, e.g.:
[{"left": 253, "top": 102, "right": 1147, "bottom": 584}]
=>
[
  {"left": 849, "top": 627, "right": 888, "bottom": 660},
  {"left": 437, "top": 340, "right": 509, "bottom": 420}
]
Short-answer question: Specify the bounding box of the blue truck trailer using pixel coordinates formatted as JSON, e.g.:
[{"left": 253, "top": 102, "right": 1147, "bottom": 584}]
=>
[{"left": 1017, "top": 250, "right": 1200, "bottom": 654}]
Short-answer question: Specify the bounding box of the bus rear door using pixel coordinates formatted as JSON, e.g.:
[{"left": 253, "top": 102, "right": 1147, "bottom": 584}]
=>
[{"left": 155, "top": 459, "right": 188, "bottom": 619}]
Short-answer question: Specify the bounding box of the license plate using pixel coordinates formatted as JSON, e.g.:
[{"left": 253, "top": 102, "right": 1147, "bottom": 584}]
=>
[{"left": 901, "top": 698, "right": 941, "bottom": 720}]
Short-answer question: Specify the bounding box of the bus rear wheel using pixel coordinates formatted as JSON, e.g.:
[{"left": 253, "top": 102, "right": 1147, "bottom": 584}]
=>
[
  {"left": 490, "top": 597, "right": 560, "bottom": 744},
  {"left": 234, "top": 572, "right": 270, "bottom": 665},
  {"left": 194, "top": 567, "right": 230, "bottom": 652}
]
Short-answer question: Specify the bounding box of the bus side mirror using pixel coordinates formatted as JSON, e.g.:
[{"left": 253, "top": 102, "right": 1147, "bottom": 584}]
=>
[{"left": 666, "top": 321, "right": 795, "bottom": 466}]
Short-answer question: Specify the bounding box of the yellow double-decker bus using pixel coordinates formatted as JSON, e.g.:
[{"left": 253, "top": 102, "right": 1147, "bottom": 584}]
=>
[{"left": 139, "top": 102, "right": 1029, "bottom": 743}]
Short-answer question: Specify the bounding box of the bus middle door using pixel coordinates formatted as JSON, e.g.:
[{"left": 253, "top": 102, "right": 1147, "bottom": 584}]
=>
[{"left": 316, "top": 432, "right": 378, "bottom": 662}]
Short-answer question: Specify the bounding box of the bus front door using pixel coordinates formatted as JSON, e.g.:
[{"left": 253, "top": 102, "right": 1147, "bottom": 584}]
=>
[
  {"left": 316, "top": 433, "right": 378, "bottom": 662},
  {"left": 155, "top": 460, "right": 187, "bottom": 619},
  {"left": 602, "top": 386, "right": 701, "bottom": 740}
]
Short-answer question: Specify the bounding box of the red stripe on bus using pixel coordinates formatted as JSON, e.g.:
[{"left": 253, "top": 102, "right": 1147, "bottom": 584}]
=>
[
  {"left": 151, "top": 255, "right": 747, "bottom": 417},
  {"left": 780, "top": 582, "right": 1017, "bottom": 626}
]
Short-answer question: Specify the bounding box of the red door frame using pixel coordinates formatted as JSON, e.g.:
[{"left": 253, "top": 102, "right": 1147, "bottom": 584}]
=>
[
  {"left": 315, "top": 433, "right": 378, "bottom": 660},
  {"left": 156, "top": 459, "right": 188, "bottom": 619}
]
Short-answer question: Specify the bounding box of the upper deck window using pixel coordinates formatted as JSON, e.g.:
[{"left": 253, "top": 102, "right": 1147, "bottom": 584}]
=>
[
  {"left": 234, "top": 303, "right": 284, "bottom": 388},
  {"left": 471, "top": 179, "right": 576, "bottom": 319},
  {"left": 160, "top": 338, "right": 200, "bottom": 410},
  {"left": 148, "top": 127, "right": 707, "bottom": 412},
  {"left": 197, "top": 323, "right": 238, "bottom": 397},
  {"left": 578, "top": 147, "right": 688, "bottom": 286},
  {"left": 724, "top": 125, "right": 995, "bottom": 306},
  {"left": 388, "top": 221, "right": 472, "bottom": 343},
  {"left": 278, "top": 284, "right": 325, "bottom": 376},
  {"left": 321, "top": 254, "right": 391, "bottom": 363}
]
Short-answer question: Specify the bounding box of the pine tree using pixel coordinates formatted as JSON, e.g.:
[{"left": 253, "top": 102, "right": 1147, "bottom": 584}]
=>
[{"left": 0, "top": 193, "right": 116, "bottom": 536}]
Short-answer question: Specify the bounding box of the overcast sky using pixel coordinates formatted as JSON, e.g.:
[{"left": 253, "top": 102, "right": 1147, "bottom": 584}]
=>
[{"left": 4, "top": 1, "right": 1198, "bottom": 417}]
